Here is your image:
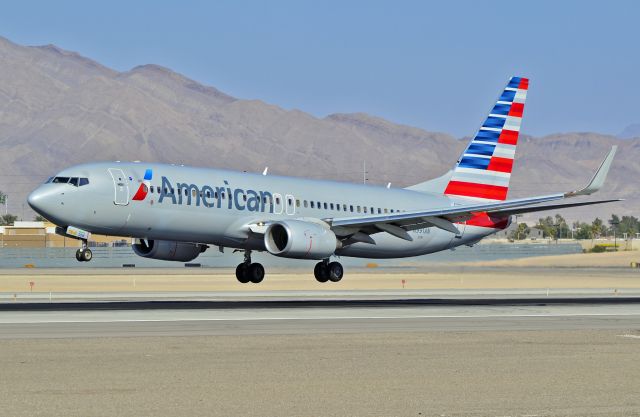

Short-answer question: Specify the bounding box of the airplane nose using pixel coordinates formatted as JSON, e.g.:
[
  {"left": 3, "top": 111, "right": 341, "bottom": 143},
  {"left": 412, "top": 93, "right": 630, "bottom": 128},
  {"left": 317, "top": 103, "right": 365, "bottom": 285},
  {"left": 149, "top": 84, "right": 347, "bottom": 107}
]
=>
[{"left": 27, "top": 187, "right": 52, "bottom": 216}]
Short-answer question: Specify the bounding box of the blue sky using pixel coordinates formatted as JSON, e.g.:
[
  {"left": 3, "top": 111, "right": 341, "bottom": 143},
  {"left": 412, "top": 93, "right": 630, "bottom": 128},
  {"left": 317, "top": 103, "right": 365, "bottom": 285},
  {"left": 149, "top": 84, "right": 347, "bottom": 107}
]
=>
[{"left": 1, "top": 0, "right": 638, "bottom": 137}]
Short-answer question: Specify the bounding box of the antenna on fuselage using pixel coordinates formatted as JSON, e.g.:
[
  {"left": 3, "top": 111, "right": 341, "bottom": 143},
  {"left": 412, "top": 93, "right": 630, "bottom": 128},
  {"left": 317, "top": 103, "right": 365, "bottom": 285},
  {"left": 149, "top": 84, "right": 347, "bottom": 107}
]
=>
[{"left": 262, "top": 167, "right": 268, "bottom": 176}]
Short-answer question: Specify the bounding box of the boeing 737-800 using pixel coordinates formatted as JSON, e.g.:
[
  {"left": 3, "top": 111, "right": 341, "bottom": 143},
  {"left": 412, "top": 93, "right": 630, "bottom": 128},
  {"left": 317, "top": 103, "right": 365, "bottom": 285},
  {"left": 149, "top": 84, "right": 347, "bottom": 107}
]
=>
[{"left": 27, "top": 77, "right": 619, "bottom": 283}]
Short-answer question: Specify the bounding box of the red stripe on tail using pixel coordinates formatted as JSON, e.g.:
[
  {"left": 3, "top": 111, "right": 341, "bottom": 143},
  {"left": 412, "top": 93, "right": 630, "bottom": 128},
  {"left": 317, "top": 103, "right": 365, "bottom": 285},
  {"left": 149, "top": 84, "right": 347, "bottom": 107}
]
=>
[
  {"left": 444, "top": 181, "right": 508, "bottom": 200},
  {"left": 487, "top": 157, "right": 513, "bottom": 173}
]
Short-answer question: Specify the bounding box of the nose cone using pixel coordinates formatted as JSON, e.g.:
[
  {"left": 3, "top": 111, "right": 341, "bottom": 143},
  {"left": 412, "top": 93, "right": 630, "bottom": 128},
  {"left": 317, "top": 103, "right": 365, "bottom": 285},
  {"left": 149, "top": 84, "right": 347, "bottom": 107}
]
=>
[{"left": 27, "top": 187, "right": 53, "bottom": 217}]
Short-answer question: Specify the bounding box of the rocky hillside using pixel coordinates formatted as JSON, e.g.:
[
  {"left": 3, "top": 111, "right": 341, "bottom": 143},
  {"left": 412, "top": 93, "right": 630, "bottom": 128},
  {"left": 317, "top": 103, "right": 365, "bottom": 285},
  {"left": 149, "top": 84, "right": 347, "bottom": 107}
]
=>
[{"left": 0, "top": 36, "right": 636, "bottom": 222}]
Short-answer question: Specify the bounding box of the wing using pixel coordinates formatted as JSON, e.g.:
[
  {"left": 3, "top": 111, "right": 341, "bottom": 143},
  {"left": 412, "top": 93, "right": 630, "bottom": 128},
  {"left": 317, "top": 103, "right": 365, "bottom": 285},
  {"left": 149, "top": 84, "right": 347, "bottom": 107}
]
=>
[{"left": 326, "top": 147, "right": 619, "bottom": 240}]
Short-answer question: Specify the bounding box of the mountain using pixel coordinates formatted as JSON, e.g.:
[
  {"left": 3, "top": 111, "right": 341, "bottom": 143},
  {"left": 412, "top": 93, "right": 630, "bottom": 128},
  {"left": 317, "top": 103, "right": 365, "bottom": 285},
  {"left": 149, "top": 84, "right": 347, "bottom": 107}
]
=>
[
  {"left": 618, "top": 123, "right": 640, "bottom": 139},
  {"left": 0, "top": 36, "right": 636, "bottom": 223}
]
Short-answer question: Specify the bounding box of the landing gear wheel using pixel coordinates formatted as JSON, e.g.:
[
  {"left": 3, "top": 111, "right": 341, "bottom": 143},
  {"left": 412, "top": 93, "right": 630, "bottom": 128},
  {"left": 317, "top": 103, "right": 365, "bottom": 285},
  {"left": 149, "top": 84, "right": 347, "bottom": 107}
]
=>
[
  {"left": 76, "top": 248, "right": 92, "bottom": 262},
  {"left": 314, "top": 262, "right": 329, "bottom": 283},
  {"left": 247, "top": 263, "right": 265, "bottom": 284},
  {"left": 328, "top": 261, "right": 343, "bottom": 282},
  {"left": 236, "top": 264, "right": 250, "bottom": 284},
  {"left": 81, "top": 248, "right": 93, "bottom": 262}
]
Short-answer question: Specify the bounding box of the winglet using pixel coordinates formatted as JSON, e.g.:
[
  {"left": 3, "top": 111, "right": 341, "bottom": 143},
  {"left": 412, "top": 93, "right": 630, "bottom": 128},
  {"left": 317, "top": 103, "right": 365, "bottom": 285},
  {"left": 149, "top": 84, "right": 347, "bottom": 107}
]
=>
[{"left": 564, "top": 146, "right": 617, "bottom": 197}]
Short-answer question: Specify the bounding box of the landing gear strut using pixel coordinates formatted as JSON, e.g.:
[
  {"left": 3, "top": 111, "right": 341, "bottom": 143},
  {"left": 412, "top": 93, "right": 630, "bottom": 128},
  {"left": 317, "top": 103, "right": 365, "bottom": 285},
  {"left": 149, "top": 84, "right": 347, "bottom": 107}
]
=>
[
  {"left": 314, "top": 259, "right": 343, "bottom": 283},
  {"left": 75, "top": 240, "right": 92, "bottom": 262},
  {"left": 235, "top": 250, "right": 265, "bottom": 284}
]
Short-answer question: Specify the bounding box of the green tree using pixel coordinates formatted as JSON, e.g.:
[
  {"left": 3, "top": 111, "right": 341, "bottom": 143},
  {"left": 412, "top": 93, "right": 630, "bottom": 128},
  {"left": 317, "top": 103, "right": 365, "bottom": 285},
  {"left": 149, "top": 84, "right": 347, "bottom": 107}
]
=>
[
  {"left": 0, "top": 214, "right": 18, "bottom": 226},
  {"left": 575, "top": 222, "right": 593, "bottom": 240},
  {"left": 509, "top": 222, "right": 530, "bottom": 240},
  {"left": 592, "top": 218, "right": 604, "bottom": 238},
  {"left": 618, "top": 215, "right": 639, "bottom": 237},
  {"left": 33, "top": 215, "right": 46, "bottom": 222}
]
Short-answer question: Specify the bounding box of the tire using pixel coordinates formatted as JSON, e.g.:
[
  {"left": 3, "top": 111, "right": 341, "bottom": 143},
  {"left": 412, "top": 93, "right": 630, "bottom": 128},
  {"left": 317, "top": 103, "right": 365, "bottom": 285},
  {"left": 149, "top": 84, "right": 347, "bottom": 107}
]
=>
[
  {"left": 75, "top": 249, "right": 83, "bottom": 262},
  {"left": 81, "top": 248, "right": 93, "bottom": 262},
  {"left": 248, "top": 263, "right": 265, "bottom": 284},
  {"left": 236, "top": 264, "right": 250, "bottom": 283},
  {"left": 314, "top": 262, "right": 329, "bottom": 283},
  {"left": 328, "top": 261, "right": 343, "bottom": 282}
]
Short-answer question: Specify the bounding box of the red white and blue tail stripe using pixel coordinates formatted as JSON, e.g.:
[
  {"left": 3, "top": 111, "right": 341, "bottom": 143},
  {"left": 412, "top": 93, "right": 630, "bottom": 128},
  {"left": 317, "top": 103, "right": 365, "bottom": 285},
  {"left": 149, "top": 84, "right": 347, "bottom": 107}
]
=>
[{"left": 444, "top": 76, "right": 528, "bottom": 201}]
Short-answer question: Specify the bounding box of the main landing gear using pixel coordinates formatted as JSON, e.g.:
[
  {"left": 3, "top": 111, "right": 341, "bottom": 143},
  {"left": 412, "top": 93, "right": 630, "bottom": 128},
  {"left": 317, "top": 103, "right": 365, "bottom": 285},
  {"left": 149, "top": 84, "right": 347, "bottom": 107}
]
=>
[
  {"left": 235, "top": 250, "right": 265, "bottom": 284},
  {"left": 75, "top": 240, "right": 92, "bottom": 262},
  {"left": 314, "top": 259, "right": 343, "bottom": 283}
]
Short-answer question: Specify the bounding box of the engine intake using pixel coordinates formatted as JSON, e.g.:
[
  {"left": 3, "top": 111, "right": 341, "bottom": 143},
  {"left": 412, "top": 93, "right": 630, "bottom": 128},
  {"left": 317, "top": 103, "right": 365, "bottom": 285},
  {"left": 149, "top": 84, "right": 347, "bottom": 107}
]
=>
[
  {"left": 132, "top": 239, "right": 205, "bottom": 262},
  {"left": 264, "top": 220, "right": 338, "bottom": 259}
]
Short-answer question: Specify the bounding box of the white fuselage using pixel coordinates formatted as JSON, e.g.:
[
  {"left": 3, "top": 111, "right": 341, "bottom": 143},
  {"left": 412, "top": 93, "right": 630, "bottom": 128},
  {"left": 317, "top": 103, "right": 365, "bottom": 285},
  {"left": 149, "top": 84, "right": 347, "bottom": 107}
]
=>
[{"left": 28, "top": 162, "right": 506, "bottom": 259}]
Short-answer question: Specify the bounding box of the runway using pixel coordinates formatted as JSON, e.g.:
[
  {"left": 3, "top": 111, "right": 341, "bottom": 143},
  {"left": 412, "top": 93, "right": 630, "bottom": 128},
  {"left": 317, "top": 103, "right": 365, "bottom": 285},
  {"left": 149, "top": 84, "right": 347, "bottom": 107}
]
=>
[
  {"left": 1, "top": 296, "right": 640, "bottom": 339},
  {"left": 1, "top": 295, "right": 639, "bottom": 416}
]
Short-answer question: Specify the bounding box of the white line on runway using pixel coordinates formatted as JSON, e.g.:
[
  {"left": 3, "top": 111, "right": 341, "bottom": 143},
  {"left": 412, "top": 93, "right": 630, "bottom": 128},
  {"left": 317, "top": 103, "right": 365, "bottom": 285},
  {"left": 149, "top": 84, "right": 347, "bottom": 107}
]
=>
[{"left": 2, "top": 312, "right": 640, "bottom": 325}]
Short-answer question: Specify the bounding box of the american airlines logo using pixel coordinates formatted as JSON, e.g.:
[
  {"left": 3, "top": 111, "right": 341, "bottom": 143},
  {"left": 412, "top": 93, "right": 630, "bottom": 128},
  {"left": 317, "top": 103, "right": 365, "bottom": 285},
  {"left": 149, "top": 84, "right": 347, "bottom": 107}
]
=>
[
  {"left": 156, "top": 174, "right": 276, "bottom": 213},
  {"left": 132, "top": 169, "right": 153, "bottom": 201}
]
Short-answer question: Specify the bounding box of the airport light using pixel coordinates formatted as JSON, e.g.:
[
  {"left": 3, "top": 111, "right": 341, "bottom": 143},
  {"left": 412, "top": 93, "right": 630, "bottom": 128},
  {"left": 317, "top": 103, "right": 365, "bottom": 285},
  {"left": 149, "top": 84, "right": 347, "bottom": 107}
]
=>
[{"left": 610, "top": 219, "right": 620, "bottom": 250}]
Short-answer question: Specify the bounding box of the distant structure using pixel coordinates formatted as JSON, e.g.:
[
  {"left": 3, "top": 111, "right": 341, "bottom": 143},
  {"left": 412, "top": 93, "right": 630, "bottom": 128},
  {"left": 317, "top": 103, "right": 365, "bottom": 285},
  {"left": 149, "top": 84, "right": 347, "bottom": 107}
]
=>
[
  {"left": 0, "top": 221, "right": 127, "bottom": 248},
  {"left": 489, "top": 222, "right": 544, "bottom": 240}
]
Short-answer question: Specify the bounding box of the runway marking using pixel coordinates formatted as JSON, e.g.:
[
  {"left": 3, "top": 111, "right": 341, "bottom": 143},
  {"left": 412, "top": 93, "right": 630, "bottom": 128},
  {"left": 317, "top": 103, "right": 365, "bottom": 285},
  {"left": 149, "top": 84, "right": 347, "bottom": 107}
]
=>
[
  {"left": 1, "top": 312, "right": 640, "bottom": 325},
  {"left": 617, "top": 334, "right": 640, "bottom": 339}
]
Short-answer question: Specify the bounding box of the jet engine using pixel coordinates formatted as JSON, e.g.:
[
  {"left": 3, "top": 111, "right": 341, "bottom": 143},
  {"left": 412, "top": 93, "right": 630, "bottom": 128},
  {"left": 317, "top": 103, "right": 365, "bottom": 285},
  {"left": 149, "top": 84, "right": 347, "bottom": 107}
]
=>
[
  {"left": 264, "top": 220, "right": 339, "bottom": 259},
  {"left": 132, "top": 239, "right": 206, "bottom": 262}
]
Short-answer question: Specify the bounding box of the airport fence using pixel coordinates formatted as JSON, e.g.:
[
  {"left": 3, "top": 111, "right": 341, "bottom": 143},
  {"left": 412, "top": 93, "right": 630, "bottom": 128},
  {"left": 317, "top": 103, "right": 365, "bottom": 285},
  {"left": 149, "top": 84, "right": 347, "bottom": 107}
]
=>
[{"left": 0, "top": 242, "right": 584, "bottom": 269}]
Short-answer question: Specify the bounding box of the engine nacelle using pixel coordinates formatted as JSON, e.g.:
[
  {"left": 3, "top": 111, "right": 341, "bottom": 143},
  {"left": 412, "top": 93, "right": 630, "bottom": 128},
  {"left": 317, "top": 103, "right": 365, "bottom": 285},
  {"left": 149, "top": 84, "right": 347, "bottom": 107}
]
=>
[
  {"left": 264, "top": 220, "right": 338, "bottom": 259},
  {"left": 132, "top": 239, "right": 205, "bottom": 262}
]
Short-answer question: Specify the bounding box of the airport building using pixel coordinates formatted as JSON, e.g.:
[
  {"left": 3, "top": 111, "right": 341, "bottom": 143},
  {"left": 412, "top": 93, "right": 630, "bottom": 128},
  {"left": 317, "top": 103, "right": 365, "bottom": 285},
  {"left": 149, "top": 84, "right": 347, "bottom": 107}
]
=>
[{"left": 0, "top": 221, "right": 126, "bottom": 248}]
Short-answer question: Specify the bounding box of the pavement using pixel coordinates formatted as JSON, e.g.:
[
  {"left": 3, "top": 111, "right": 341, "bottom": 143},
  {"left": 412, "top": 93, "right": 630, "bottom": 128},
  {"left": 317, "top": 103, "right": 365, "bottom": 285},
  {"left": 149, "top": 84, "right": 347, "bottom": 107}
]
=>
[
  {"left": 1, "top": 295, "right": 640, "bottom": 416},
  {"left": 2, "top": 257, "right": 640, "bottom": 416}
]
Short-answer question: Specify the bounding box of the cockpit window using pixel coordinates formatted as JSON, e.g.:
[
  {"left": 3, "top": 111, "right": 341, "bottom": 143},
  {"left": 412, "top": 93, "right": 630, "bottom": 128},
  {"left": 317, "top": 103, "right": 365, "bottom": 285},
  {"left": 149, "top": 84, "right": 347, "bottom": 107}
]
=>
[{"left": 50, "top": 176, "right": 89, "bottom": 186}]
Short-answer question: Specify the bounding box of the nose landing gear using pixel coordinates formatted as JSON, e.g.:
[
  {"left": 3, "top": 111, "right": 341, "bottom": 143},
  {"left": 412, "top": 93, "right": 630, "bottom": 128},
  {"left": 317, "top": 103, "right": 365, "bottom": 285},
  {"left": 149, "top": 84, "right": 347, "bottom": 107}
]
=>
[
  {"left": 75, "top": 240, "right": 92, "bottom": 262},
  {"left": 235, "top": 250, "right": 265, "bottom": 284}
]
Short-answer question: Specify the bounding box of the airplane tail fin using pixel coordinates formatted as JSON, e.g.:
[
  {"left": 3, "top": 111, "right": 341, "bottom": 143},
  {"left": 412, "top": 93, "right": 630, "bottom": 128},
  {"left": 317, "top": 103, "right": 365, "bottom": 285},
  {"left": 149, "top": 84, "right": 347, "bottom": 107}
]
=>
[{"left": 442, "top": 76, "right": 529, "bottom": 201}]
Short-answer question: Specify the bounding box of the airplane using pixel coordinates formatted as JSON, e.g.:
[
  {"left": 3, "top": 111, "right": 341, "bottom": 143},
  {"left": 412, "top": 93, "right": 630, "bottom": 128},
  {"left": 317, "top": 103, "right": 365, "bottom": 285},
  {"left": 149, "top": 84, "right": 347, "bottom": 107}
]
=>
[{"left": 27, "top": 76, "right": 619, "bottom": 283}]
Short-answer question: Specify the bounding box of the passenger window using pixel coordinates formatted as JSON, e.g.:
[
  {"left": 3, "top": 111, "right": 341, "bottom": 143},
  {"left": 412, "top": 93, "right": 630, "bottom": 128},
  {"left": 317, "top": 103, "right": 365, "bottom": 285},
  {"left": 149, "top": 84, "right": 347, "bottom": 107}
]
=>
[
  {"left": 343, "top": 204, "right": 347, "bottom": 211},
  {"left": 222, "top": 192, "right": 225, "bottom": 199},
  {"left": 363, "top": 207, "right": 367, "bottom": 213},
  {"left": 350, "top": 205, "right": 354, "bottom": 212},
  {"left": 244, "top": 194, "right": 248, "bottom": 202},
  {"left": 311, "top": 201, "right": 315, "bottom": 208},
  {"left": 296, "top": 199, "right": 300, "bottom": 207},
  {"left": 304, "top": 200, "right": 308, "bottom": 208},
  {"left": 206, "top": 190, "right": 211, "bottom": 198},
  {"left": 276, "top": 197, "right": 280, "bottom": 204},
  {"left": 357, "top": 206, "right": 361, "bottom": 213},
  {"left": 323, "top": 202, "right": 327, "bottom": 209},
  {"left": 384, "top": 208, "right": 388, "bottom": 213},
  {"left": 150, "top": 186, "right": 154, "bottom": 193},
  {"left": 316, "top": 201, "right": 321, "bottom": 208},
  {"left": 288, "top": 198, "right": 292, "bottom": 206},
  {"left": 79, "top": 178, "right": 89, "bottom": 187},
  {"left": 192, "top": 189, "right": 197, "bottom": 198},
  {"left": 378, "top": 208, "right": 381, "bottom": 214},
  {"left": 371, "top": 207, "right": 374, "bottom": 214},
  {"left": 391, "top": 209, "right": 394, "bottom": 213},
  {"left": 330, "top": 203, "right": 334, "bottom": 210}
]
